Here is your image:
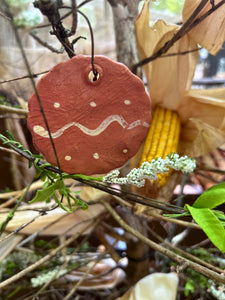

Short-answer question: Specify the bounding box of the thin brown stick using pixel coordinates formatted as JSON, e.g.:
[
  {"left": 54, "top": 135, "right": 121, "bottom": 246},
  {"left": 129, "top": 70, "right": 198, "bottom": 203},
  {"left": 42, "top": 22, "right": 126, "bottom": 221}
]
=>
[
  {"left": 0, "top": 70, "right": 49, "bottom": 84},
  {"left": 0, "top": 218, "right": 98, "bottom": 290},
  {"left": 196, "top": 166, "right": 225, "bottom": 174},
  {"left": 0, "top": 104, "right": 28, "bottom": 116},
  {"left": 102, "top": 201, "right": 225, "bottom": 284},
  {"left": 160, "top": 47, "right": 200, "bottom": 58},
  {"left": 0, "top": 137, "right": 186, "bottom": 214},
  {"left": 111, "top": 195, "right": 200, "bottom": 230},
  {"left": 0, "top": 181, "right": 43, "bottom": 200},
  {"left": 34, "top": 218, "right": 102, "bottom": 297},
  {"left": 187, "top": 0, "right": 225, "bottom": 33},
  {"left": 2, "top": 0, "right": 63, "bottom": 173},
  {"left": 77, "top": 0, "right": 93, "bottom": 8},
  {"left": 63, "top": 252, "right": 106, "bottom": 300},
  {"left": 30, "top": 31, "right": 64, "bottom": 54},
  {"left": 145, "top": 210, "right": 200, "bottom": 230},
  {"left": 70, "top": 0, "right": 78, "bottom": 36},
  {"left": 0, "top": 212, "right": 45, "bottom": 243},
  {"left": 195, "top": 170, "right": 221, "bottom": 183},
  {"left": 147, "top": 226, "right": 223, "bottom": 274},
  {"left": 0, "top": 194, "right": 19, "bottom": 209},
  {"left": 132, "top": 0, "right": 225, "bottom": 71},
  {"left": 15, "top": 213, "right": 71, "bottom": 248},
  {"left": 0, "top": 10, "right": 10, "bottom": 20},
  {"left": 190, "top": 238, "right": 211, "bottom": 249},
  {"left": 0, "top": 146, "right": 20, "bottom": 156}
]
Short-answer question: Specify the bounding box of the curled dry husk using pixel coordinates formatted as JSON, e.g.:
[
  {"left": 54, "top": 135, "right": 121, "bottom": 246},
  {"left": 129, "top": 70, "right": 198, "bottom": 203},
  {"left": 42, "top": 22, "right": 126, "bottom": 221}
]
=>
[
  {"left": 182, "top": 0, "right": 225, "bottom": 55},
  {"left": 135, "top": 0, "right": 225, "bottom": 158},
  {"left": 133, "top": 0, "right": 225, "bottom": 201}
]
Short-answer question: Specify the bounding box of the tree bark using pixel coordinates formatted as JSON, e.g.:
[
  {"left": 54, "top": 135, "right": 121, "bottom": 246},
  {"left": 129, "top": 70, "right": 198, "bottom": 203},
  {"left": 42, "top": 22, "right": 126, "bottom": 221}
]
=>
[
  {"left": 107, "top": 0, "right": 140, "bottom": 71},
  {"left": 107, "top": 0, "right": 149, "bottom": 285}
]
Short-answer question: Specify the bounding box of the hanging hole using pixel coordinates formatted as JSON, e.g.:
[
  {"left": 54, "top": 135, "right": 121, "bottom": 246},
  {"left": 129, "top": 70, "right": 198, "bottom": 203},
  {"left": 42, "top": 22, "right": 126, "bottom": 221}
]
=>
[{"left": 88, "top": 70, "right": 99, "bottom": 82}]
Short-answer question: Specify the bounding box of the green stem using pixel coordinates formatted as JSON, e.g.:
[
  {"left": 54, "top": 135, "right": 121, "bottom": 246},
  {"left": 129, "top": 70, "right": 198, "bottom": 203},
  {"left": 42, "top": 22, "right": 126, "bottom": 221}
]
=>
[{"left": 0, "top": 183, "right": 31, "bottom": 235}]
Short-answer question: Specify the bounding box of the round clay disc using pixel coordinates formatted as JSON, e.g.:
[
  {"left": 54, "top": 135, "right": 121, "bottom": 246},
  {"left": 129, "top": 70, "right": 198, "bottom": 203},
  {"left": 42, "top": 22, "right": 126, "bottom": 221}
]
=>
[{"left": 28, "top": 55, "right": 151, "bottom": 175}]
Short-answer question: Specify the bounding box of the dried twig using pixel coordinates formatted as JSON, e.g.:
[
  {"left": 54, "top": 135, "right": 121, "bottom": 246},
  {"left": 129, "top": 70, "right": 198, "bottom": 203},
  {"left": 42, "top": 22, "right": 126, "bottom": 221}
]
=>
[
  {"left": 63, "top": 249, "right": 107, "bottom": 300},
  {"left": 0, "top": 104, "right": 28, "bottom": 116},
  {"left": 0, "top": 133, "right": 186, "bottom": 214},
  {"left": 132, "top": 0, "right": 225, "bottom": 71},
  {"left": 0, "top": 146, "right": 19, "bottom": 156},
  {"left": 145, "top": 210, "right": 200, "bottom": 230},
  {"left": 34, "top": 218, "right": 102, "bottom": 297},
  {"left": 29, "top": 31, "right": 64, "bottom": 54},
  {"left": 0, "top": 70, "right": 49, "bottom": 85},
  {"left": 147, "top": 226, "right": 223, "bottom": 274},
  {"left": 102, "top": 200, "right": 225, "bottom": 284},
  {"left": 0, "top": 218, "right": 99, "bottom": 290},
  {"left": 2, "top": 0, "right": 62, "bottom": 173},
  {"left": 34, "top": 0, "right": 76, "bottom": 58}
]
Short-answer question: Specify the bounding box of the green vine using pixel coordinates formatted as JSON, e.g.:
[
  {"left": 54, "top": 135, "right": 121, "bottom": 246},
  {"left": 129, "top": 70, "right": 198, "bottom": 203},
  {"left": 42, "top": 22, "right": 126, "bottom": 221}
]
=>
[{"left": 0, "top": 132, "right": 103, "bottom": 212}]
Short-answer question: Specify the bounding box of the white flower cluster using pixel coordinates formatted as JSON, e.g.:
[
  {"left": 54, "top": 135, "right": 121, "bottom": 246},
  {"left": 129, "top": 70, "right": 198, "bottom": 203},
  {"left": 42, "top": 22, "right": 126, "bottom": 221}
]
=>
[
  {"left": 208, "top": 280, "right": 225, "bottom": 300},
  {"left": 5, "top": 0, "right": 43, "bottom": 29},
  {"left": 14, "top": 9, "right": 43, "bottom": 28},
  {"left": 103, "top": 153, "right": 196, "bottom": 188},
  {"left": 31, "top": 268, "right": 67, "bottom": 287}
]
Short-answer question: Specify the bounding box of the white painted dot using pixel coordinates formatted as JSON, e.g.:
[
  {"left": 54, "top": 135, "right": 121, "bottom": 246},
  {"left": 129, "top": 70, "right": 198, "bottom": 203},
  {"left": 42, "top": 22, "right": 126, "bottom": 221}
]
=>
[
  {"left": 90, "top": 101, "right": 97, "bottom": 107},
  {"left": 93, "top": 153, "right": 99, "bottom": 159},
  {"left": 65, "top": 155, "right": 71, "bottom": 161},
  {"left": 124, "top": 100, "right": 131, "bottom": 105},
  {"left": 54, "top": 102, "right": 60, "bottom": 108},
  {"left": 123, "top": 149, "right": 128, "bottom": 153}
]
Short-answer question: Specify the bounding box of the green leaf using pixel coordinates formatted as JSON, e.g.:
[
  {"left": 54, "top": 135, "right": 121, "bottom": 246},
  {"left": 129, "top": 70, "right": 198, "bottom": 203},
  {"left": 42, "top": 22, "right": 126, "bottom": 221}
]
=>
[
  {"left": 29, "top": 180, "right": 64, "bottom": 203},
  {"left": 212, "top": 210, "right": 225, "bottom": 222},
  {"left": 184, "top": 278, "right": 195, "bottom": 297},
  {"left": 186, "top": 205, "right": 225, "bottom": 252},
  {"left": 193, "top": 182, "right": 225, "bottom": 209},
  {"left": 52, "top": 192, "right": 77, "bottom": 213}
]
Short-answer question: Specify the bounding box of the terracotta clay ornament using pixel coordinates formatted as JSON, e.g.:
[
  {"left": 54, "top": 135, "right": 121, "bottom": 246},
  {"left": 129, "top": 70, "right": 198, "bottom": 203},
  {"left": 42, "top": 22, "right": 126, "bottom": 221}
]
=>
[{"left": 28, "top": 55, "right": 151, "bottom": 175}]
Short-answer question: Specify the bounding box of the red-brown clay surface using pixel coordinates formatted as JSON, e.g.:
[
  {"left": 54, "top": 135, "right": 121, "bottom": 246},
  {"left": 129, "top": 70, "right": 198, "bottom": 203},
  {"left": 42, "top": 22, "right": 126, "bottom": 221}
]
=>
[{"left": 28, "top": 55, "right": 151, "bottom": 175}]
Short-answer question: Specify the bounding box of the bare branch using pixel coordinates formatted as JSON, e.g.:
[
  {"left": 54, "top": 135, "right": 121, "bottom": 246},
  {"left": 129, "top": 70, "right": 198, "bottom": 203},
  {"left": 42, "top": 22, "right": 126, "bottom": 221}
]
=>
[
  {"left": 132, "top": 0, "right": 225, "bottom": 71},
  {"left": 0, "top": 104, "right": 28, "bottom": 116},
  {"left": 0, "top": 70, "right": 49, "bottom": 85},
  {"left": 0, "top": 218, "right": 99, "bottom": 289},
  {"left": 103, "top": 201, "right": 225, "bottom": 284}
]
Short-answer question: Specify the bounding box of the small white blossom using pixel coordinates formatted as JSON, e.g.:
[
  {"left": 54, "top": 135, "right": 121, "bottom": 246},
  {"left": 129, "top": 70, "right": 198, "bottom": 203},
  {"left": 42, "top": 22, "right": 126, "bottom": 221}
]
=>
[
  {"left": 14, "top": 9, "right": 43, "bottom": 28},
  {"left": 209, "top": 280, "right": 225, "bottom": 300},
  {"left": 31, "top": 268, "right": 67, "bottom": 287},
  {"left": 165, "top": 153, "right": 196, "bottom": 173},
  {"left": 103, "top": 153, "right": 196, "bottom": 187},
  {"left": 150, "top": 157, "right": 169, "bottom": 173},
  {"left": 127, "top": 168, "right": 145, "bottom": 187},
  {"left": 103, "top": 169, "right": 120, "bottom": 181}
]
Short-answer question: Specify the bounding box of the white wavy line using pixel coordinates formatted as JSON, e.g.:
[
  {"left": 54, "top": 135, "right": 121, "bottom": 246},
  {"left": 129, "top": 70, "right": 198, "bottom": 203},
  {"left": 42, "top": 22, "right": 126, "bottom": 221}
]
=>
[
  {"left": 33, "top": 115, "right": 150, "bottom": 139},
  {"left": 128, "top": 120, "right": 141, "bottom": 130}
]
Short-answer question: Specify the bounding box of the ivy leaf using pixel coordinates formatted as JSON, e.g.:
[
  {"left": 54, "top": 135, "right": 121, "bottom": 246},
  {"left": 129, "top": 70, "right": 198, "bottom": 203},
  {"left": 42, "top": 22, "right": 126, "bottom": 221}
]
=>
[
  {"left": 29, "top": 180, "right": 64, "bottom": 203},
  {"left": 186, "top": 204, "right": 225, "bottom": 252},
  {"left": 192, "top": 182, "right": 225, "bottom": 209}
]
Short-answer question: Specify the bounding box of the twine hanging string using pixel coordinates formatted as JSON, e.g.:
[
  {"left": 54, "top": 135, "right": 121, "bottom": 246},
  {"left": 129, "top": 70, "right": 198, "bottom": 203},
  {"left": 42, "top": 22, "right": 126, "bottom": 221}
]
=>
[{"left": 78, "top": 9, "right": 98, "bottom": 81}]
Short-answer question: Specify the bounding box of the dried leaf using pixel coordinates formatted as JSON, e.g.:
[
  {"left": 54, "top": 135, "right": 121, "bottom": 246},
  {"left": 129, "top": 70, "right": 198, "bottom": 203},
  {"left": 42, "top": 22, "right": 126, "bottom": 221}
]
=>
[
  {"left": 135, "top": 0, "right": 198, "bottom": 110},
  {"left": 178, "top": 88, "right": 225, "bottom": 156},
  {"left": 182, "top": 0, "right": 225, "bottom": 55}
]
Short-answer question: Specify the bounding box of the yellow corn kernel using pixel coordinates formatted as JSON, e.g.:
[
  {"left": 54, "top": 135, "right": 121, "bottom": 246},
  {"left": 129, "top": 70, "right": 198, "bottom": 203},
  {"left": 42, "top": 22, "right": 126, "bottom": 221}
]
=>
[{"left": 140, "top": 106, "right": 181, "bottom": 187}]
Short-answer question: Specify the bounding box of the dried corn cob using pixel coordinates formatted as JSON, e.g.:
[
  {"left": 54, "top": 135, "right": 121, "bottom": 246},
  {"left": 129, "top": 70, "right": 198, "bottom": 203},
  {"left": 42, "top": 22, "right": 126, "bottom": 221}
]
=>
[{"left": 140, "top": 106, "right": 181, "bottom": 187}]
